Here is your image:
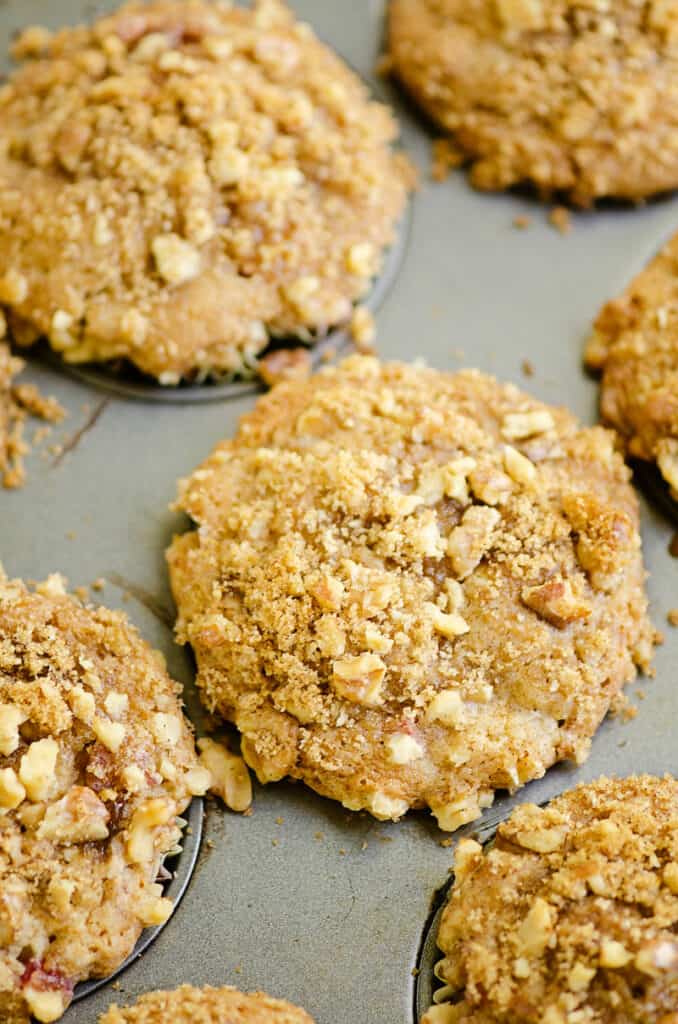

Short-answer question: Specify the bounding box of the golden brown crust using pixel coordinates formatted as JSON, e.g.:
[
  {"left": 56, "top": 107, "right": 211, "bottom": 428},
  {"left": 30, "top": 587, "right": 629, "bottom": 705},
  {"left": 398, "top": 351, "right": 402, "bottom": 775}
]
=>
[
  {"left": 0, "top": 572, "right": 209, "bottom": 1023},
  {"left": 167, "top": 356, "right": 654, "bottom": 832},
  {"left": 388, "top": 0, "right": 678, "bottom": 205},
  {"left": 99, "top": 983, "right": 315, "bottom": 1024},
  {"left": 0, "top": 0, "right": 412, "bottom": 383},
  {"left": 585, "top": 232, "right": 678, "bottom": 499},
  {"left": 429, "top": 775, "right": 678, "bottom": 1024}
]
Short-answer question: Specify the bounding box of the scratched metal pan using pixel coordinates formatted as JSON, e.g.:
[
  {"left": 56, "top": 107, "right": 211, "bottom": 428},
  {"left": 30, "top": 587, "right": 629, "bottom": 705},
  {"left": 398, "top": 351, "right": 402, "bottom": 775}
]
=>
[{"left": 2, "top": 3, "right": 678, "bottom": 1024}]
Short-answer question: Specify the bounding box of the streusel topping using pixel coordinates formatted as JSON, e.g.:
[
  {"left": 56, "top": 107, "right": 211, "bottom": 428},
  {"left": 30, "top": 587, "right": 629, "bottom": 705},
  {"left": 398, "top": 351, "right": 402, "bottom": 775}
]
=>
[
  {"left": 0, "top": 571, "right": 208, "bottom": 1023},
  {"left": 168, "top": 356, "right": 653, "bottom": 831},
  {"left": 428, "top": 775, "right": 678, "bottom": 1023},
  {"left": 0, "top": 0, "right": 412, "bottom": 383},
  {"left": 100, "top": 983, "right": 316, "bottom": 1024},
  {"left": 388, "top": 0, "right": 678, "bottom": 205},
  {"left": 586, "top": 231, "right": 678, "bottom": 500}
]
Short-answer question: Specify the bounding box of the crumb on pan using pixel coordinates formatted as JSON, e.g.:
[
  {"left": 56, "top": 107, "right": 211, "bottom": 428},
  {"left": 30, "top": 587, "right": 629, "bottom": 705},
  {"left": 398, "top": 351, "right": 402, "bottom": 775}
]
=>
[{"left": 0, "top": 343, "right": 65, "bottom": 489}]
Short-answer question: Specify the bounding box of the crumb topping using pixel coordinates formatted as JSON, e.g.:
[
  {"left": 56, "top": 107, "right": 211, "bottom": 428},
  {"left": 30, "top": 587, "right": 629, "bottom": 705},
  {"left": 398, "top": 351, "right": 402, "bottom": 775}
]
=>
[
  {"left": 0, "top": 0, "right": 412, "bottom": 383},
  {"left": 99, "top": 983, "right": 315, "bottom": 1024},
  {"left": 428, "top": 774, "right": 678, "bottom": 1023},
  {"left": 585, "top": 231, "right": 678, "bottom": 499},
  {"left": 388, "top": 0, "right": 678, "bottom": 205},
  {"left": 0, "top": 571, "right": 207, "bottom": 1023},
  {"left": 167, "top": 356, "right": 654, "bottom": 831}
]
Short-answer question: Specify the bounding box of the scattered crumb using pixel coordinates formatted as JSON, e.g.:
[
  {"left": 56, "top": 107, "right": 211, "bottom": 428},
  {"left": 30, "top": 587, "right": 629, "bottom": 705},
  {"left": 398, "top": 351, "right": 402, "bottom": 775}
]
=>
[
  {"left": 360, "top": 840, "right": 368, "bottom": 850},
  {"left": 667, "top": 609, "right": 678, "bottom": 626},
  {"left": 549, "top": 205, "right": 572, "bottom": 235},
  {"left": 92, "top": 577, "right": 106, "bottom": 592},
  {"left": 521, "top": 359, "right": 535, "bottom": 377},
  {"left": 32, "top": 425, "right": 52, "bottom": 445},
  {"left": 74, "top": 585, "right": 89, "bottom": 603},
  {"left": 12, "top": 382, "right": 65, "bottom": 424},
  {"left": 320, "top": 346, "right": 336, "bottom": 363},
  {"left": 338, "top": 848, "right": 346, "bottom": 856},
  {"left": 206, "top": 839, "right": 215, "bottom": 849},
  {"left": 636, "top": 688, "right": 646, "bottom": 700},
  {"left": 111, "top": 982, "right": 121, "bottom": 992},
  {"left": 66, "top": 530, "right": 76, "bottom": 540},
  {"left": 314, "top": 831, "right": 324, "bottom": 841},
  {"left": 242, "top": 807, "right": 253, "bottom": 817},
  {"left": 378, "top": 835, "right": 393, "bottom": 844},
  {"left": 258, "top": 348, "right": 312, "bottom": 388},
  {"left": 275, "top": 816, "right": 284, "bottom": 825},
  {"left": 271, "top": 838, "right": 279, "bottom": 847},
  {"left": 431, "top": 138, "right": 464, "bottom": 182},
  {"left": 513, "top": 214, "right": 532, "bottom": 229},
  {"left": 439, "top": 838, "right": 454, "bottom": 848},
  {"left": 234, "top": 965, "right": 242, "bottom": 975},
  {"left": 1, "top": 345, "right": 66, "bottom": 489},
  {"left": 618, "top": 739, "right": 628, "bottom": 748},
  {"left": 350, "top": 306, "right": 376, "bottom": 350},
  {"left": 411, "top": 967, "right": 420, "bottom": 977}
]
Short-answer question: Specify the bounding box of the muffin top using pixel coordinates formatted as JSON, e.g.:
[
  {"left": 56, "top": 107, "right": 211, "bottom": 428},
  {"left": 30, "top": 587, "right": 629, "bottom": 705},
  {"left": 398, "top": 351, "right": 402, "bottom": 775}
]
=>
[
  {"left": 100, "top": 983, "right": 315, "bottom": 1024},
  {"left": 428, "top": 775, "right": 678, "bottom": 1024},
  {"left": 0, "top": 571, "right": 209, "bottom": 1023},
  {"left": 388, "top": 0, "right": 678, "bottom": 205},
  {"left": 0, "top": 0, "right": 411, "bottom": 382},
  {"left": 586, "top": 231, "right": 678, "bottom": 500},
  {"left": 168, "top": 356, "right": 653, "bottom": 831}
]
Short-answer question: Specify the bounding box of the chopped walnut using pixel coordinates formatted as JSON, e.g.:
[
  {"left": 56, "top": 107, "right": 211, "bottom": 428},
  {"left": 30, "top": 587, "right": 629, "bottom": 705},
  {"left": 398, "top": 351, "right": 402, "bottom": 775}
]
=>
[
  {"left": 152, "top": 234, "right": 202, "bottom": 286},
  {"left": 197, "top": 737, "right": 252, "bottom": 813},
  {"left": 501, "top": 409, "right": 555, "bottom": 441},
  {"left": 0, "top": 702, "right": 26, "bottom": 755},
  {"left": 521, "top": 577, "right": 592, "bottom": 629},
  {"left": 386, "top": 732, "right": 424, "bottom": 765},
  {"left": 19, "top": 738, "right": 58, "bottom": 801},
  {"left": 0, "top": 767, "right": 26, "bottom": 811},
  {"left": 37, "top": 786, "right": 110, "bottom": 843},
  {"left": 447, "top": 505, "right": 500, "bottom": 579},
  {"left": 331, "top": 654, "right": 386, "bottom": 706},
  {"left": 516, "top": 897, "right": 555, "bottom": 958}
]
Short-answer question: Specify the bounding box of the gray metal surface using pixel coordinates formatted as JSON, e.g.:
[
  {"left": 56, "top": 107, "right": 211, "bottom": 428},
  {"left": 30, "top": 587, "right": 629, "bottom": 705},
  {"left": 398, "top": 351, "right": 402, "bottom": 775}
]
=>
[{"left": 2, "top": 3, "right": 678, "bottom": 1023}]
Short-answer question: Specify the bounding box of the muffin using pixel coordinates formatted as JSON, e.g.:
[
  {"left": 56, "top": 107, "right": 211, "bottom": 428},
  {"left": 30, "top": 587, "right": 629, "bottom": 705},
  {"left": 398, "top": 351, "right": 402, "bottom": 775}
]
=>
[
  {"left": 425, "top": 774, "right": 678, "bottom": 1023},
  {"left": 586, "top": 231, "right": 678, "bottom": 500},
  {"left": 99, "top": 983, "right": 315, "bottom": 1024},
  {"left": 167, "top": 356, "right": 654, "bottom": 831},
  {"left": 388, "top": 0, "right": 678, "bottom": 205},
  {"left": 0, "top": 0, "right": 412, "bottom": 384},
  {"left": 0, "top": 571, "right": 209, "bottom": 1023}
]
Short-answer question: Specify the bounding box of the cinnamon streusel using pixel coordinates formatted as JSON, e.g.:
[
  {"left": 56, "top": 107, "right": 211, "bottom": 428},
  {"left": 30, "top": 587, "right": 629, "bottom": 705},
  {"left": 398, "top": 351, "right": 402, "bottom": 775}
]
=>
[
  {"left": 586, "top": 231, "right": 678, "bottom": 500},
  {"left": 0, "top": 571, "right": 209, "bottom": 1023},
  {"left": 100, "top": 984, "right": 315, "bottom": 1024},
  {"left": 388, "top": 0, "right": 678, "bottom": 205},
  {"left": 0, "top": 0, "right": 412, "bottom": 383},
  {"left": 426, "top": 774, "right": 678, "bottom": 1023},
  {"left": 167, "top": 356, "right": 654, "bottom": 831}
]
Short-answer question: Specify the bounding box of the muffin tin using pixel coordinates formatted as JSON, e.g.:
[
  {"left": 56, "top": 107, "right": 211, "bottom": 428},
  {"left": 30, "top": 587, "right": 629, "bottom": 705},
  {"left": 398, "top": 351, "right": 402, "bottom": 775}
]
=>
[{"left": 2, "top": 2, "right": 678, "bottom": 1022}]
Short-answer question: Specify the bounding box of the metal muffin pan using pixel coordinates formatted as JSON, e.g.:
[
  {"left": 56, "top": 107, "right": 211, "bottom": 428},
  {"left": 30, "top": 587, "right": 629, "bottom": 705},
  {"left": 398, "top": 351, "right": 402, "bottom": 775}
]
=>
[{"left": 2, "top": 2, "right": 678, "bottom": 1022}]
